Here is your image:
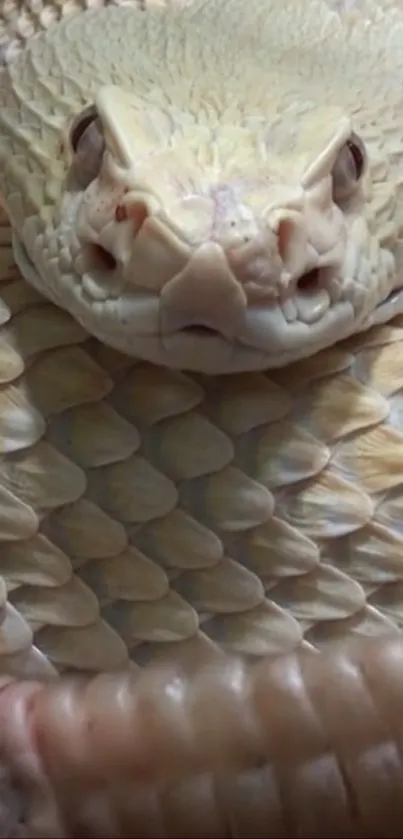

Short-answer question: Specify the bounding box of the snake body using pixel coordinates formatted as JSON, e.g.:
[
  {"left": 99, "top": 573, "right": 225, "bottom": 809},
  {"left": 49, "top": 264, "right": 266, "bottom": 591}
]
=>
[{"left": 1, "top": 636, "right": 403, "bottom": 837}]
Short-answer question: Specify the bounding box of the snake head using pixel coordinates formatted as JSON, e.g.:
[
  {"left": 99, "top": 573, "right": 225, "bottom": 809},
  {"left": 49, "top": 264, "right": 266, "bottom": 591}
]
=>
[{"left": 44, "top": 85, "right": 397, "bottom": 373}]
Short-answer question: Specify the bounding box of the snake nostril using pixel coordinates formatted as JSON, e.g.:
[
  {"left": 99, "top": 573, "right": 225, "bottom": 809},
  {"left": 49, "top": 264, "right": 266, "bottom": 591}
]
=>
[
  {"left": 297, "top": 268, "right": 320, "bottom": 293},
  {"left": 87, "top": 244, "right": 117, "bottom": 271}
]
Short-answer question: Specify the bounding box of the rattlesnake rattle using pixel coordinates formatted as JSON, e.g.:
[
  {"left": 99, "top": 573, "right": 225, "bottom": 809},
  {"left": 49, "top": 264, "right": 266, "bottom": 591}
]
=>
[{"left": 1, "top": 0, "right": 403, "bottom": 835}]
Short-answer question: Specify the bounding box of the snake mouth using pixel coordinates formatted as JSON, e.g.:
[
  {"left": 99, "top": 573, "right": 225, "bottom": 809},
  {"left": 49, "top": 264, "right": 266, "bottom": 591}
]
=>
[
  {"left": 368, "top": 284, "right": 403, "bottom": 329},
  {"left": 180, "top": 325, "right": 221, "bottom": 337},
  {"left": 171, "top": 270, "right": 327, "bottom": 343},
  {"left": 377, "top": 286, "right": 403, "bottom": 308}
]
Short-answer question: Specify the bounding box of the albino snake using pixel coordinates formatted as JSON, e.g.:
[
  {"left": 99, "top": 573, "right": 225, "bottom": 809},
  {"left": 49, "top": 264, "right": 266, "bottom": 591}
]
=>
[{"left": 1, "top": 1, "right": 403, "bottom": 835}]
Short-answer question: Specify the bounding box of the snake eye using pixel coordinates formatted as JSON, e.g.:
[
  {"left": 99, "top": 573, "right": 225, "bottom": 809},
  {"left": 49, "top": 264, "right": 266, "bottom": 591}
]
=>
[
  {"left": 332, "top": 132, "right": 366, "bottom": 203},
  {"left": 69, "top": 105, "right": 105, "bottom": 187}
]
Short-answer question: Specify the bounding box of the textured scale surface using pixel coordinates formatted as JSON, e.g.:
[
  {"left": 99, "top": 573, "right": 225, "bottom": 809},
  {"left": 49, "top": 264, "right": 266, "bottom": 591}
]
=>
[
  {"left": 0, "top": 202, "right": 403, "bottom": 676},
  {"left": 1, "top": 0, "right": 403, "bottom": 678}
]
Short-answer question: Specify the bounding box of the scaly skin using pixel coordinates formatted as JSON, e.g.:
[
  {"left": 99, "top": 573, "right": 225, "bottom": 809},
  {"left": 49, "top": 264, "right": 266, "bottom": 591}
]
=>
[
  {"left": 2, "top": 0, "right": 403, "bottom": 373},
  {"left": 2, "top": 4, "right": 403, "bottom": 832},
  {"left": 1, "top": 637, "right": 403, "bottom": 837},
  {"left": 0, "top": 0, "right": 402, "bottom": 673},
  {"left": 3, "top": 1, "right": 403, "bottom": 814}
]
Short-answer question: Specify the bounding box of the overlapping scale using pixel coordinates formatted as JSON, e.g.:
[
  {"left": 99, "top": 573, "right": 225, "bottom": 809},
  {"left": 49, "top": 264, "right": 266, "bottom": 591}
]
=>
[{"left": 2, "top": 191, "right": 403, "bottom": 676}]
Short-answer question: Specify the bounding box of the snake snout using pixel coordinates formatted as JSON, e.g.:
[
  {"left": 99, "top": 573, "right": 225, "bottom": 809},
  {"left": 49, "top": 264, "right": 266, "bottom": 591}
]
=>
[{"left": 160, "top": 243, "right": 247, "bottom": 340}]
